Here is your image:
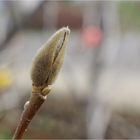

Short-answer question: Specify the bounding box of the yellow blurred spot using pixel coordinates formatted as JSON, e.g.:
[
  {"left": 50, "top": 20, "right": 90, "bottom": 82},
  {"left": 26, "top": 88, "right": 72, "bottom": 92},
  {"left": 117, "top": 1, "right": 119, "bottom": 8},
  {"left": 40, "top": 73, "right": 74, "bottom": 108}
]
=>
[{"left": 0, "top": 68, "right": 12, "bottom": 90}]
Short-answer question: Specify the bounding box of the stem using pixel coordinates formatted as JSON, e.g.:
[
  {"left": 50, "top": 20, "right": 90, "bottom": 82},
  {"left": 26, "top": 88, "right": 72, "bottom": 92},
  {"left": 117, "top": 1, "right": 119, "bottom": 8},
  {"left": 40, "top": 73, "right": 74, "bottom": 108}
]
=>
[{"left": 12, "top": 93, "right": 47, "bottom": 140}]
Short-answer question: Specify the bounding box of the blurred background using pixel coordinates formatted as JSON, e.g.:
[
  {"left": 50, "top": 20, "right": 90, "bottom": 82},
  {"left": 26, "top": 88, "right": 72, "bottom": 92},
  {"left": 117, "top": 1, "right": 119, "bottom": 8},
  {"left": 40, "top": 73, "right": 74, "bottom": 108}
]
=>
[{"left": 0, "top": 0, "right": 140, "bottom": 139}]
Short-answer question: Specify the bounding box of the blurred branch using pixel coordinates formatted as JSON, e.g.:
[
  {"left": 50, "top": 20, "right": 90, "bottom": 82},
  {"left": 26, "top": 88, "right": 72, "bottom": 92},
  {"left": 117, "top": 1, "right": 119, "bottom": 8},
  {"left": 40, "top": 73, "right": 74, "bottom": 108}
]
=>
[{"left": 0, "top": 1, "right": 46, "bottom": 52}]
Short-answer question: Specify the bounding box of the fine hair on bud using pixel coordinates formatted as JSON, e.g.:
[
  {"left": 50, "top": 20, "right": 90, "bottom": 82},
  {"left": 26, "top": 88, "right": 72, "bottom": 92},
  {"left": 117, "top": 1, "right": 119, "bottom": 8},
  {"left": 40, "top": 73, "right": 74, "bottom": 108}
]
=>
[{"left": 31, "top": 27, "right": 70, "bottom": 92}]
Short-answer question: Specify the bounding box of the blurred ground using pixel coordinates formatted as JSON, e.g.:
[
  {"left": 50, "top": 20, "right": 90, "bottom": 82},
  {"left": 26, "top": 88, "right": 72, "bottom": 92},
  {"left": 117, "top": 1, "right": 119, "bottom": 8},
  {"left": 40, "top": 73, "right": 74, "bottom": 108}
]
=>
[{"left": 0, "top": 95, "right": 87, "bottom": 139}]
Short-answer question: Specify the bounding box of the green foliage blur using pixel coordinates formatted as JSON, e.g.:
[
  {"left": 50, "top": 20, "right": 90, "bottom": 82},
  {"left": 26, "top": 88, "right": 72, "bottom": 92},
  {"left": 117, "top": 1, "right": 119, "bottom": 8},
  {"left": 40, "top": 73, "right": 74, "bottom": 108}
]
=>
[{"left": 120, "top": 1, "right": 140, "bottom": 31}]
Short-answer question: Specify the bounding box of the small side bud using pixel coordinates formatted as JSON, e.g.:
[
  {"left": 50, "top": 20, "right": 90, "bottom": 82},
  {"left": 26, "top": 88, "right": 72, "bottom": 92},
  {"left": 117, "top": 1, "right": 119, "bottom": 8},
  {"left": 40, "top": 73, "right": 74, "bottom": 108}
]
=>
[{"left": 24, "top": 101, "right": 30, "bottom": 110}]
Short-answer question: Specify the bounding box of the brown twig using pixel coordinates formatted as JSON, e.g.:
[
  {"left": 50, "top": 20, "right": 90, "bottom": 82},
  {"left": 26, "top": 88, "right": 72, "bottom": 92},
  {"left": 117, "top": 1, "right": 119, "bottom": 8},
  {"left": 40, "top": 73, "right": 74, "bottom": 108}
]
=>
[
  {"left": 12, "top": 93, "right": 47, "bottom": 139},
  {"left": 12, "top": 27, "right": 70, "bottom": 140}
]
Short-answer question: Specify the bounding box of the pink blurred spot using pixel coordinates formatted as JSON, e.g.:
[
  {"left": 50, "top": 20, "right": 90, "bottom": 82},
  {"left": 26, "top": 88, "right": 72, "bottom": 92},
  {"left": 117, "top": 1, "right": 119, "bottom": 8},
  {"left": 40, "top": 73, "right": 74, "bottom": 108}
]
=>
[{"left": 82, "top": 26, "right": 102, "bottom": 48}]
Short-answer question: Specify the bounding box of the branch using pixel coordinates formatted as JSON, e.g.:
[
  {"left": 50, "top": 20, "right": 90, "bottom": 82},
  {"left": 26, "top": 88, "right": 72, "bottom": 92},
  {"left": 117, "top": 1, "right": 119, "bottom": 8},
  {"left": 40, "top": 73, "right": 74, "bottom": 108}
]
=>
[
  {"left": 0, "top": 1, "right": 46, "bottom": 51},
  {"left": 12, "top": 27, "right": 70, "bottom": 139},
  {"left": 12, "top": 93, "right": 46, "bottom": 139}
]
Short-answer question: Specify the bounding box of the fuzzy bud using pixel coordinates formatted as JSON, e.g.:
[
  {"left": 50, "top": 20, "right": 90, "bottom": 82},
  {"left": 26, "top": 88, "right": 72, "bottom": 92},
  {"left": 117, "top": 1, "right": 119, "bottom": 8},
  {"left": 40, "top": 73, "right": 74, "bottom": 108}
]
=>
[{"left": 31, "top": 27, "right": 70, "bottom": 95}]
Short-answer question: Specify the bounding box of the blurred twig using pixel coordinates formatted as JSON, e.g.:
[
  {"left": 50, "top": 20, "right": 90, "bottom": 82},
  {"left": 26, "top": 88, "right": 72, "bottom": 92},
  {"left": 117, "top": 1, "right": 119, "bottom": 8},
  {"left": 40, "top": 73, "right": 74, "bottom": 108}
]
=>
[{"left": 0, "top": 1, "right": 46, "bottom": 51}]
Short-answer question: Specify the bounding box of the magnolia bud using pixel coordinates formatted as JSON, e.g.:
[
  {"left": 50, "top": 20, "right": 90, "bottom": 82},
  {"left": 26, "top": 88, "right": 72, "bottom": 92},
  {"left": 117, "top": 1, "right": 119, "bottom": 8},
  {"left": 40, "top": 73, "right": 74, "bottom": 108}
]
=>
[{"left": 31, "top": 27, "right": 70, "bottom": 95}]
